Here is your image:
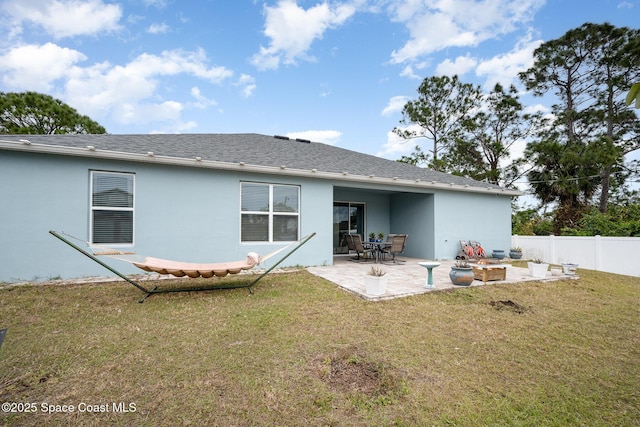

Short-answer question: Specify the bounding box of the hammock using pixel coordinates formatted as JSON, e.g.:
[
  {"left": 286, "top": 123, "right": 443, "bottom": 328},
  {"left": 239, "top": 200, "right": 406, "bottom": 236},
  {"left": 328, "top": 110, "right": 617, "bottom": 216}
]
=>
[
  {"left": 50, "top": 230, "right": 316, "bottom": 302},
  {"left": 131, "top": 255, "right": 260, "bottom": 278},
  {"left": 90, "top": 243, "right": 285, "bottom": 279}
]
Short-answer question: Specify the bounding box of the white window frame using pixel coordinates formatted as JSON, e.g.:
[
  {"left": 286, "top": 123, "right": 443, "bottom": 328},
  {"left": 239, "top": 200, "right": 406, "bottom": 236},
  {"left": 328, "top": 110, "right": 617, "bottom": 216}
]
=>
[
  {"left": 89, "top": 170, "right": 135, "bottom": 245},
  {"left": 240, "top": 182, "right": 300, "bottom": 243}
]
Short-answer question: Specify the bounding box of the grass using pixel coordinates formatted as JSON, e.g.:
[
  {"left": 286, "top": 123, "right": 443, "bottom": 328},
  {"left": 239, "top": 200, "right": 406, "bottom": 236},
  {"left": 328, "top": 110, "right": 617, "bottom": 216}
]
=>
[{"left": 0, "top": 268, "right": 639, "bottom": 426}]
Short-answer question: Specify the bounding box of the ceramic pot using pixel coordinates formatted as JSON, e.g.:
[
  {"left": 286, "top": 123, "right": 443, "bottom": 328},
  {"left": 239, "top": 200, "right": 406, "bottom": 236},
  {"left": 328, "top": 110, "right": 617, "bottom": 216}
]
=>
[
  {"left": 449, "top": 267, "right": 474, "bottom": 286},
  {"left": 509, "top": 250, "right": 522, "bottom": 259},
  {"left": 492, "top": 250, "right": 505, "bottom": 260}
]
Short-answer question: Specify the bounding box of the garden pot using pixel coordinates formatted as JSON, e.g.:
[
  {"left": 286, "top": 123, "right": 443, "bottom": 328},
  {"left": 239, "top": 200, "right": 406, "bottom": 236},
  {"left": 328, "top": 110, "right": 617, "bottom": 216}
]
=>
[
  {"left": 562, "top": 263, "right": 578, "bottom": 275},
  {"left": 509, "top": 250, "right": 522, "bottom": 259},
  {"left": 449, "top": 266, "right": 474, "bottom": 286},
  {"left": 364, "top": 275, "right": 387, "bottom": 296},
  {"left": 528, "top": 262, "right": 549, "bottom": 278},
  {"left": 492, "top": 250, "right": 505, "bottom": 260}
]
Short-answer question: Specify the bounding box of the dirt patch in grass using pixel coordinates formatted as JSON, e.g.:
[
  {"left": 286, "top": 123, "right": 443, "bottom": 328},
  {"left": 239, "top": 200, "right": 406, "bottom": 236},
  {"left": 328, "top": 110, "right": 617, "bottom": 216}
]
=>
[
  {"left": 312, "top": 345, "right": 407, "bottom": 407},
  {"left": 319, "top": 347, "right": 382, "bottom": 394},
  {"left": 489, "top": 299, "right": 528, "bottom": 314}
]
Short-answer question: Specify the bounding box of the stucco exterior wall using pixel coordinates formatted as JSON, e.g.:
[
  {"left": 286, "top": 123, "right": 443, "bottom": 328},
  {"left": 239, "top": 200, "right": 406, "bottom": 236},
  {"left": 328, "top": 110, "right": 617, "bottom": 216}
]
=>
[
  {"left": 432, "top": 190, "right": 512, "bottom": 259},
  {"left": 1, "top": 151, "right": 331, "bottom": 282},
  {"left": 1, "top": 148, "right": 513, "bottom": 282},
  {"left": 389, "top": 192, "right": 435, "bottom": 259}
]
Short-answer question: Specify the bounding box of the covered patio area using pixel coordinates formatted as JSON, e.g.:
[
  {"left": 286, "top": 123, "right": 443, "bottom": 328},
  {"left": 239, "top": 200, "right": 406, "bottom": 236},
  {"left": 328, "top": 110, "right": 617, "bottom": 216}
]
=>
[{"left": 307, "top": 257, "right": 571, "bottom": 301}]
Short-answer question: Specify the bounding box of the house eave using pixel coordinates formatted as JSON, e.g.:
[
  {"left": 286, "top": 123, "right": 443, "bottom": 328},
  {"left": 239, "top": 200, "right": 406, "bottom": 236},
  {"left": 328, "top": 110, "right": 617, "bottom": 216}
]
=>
[{"left": 0, "top": 139, "right": 523, "bottom": 197}]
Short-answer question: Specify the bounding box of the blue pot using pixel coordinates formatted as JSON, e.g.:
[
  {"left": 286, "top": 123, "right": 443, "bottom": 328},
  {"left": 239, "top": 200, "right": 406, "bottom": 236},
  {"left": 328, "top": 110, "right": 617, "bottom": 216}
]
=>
[
  {"left": 449, "top": 267, "right": 474, "bottom": 286},
  {"left": 492, "top": 250, "right": 505, "bottom": 260}
]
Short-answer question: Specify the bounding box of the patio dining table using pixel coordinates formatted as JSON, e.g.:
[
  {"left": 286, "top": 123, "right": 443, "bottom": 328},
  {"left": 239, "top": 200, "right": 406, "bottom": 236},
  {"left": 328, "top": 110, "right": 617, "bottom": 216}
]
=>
[{"left": 364, "top": 240, "right": 391, "bottom": 263}]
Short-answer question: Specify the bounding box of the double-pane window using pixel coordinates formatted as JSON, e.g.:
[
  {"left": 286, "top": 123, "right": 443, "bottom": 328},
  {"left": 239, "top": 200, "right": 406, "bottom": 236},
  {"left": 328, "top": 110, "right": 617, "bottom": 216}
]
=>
[
  {"left": 90, "top": 171, "right": 134, "bottom": 244},
  {"left": 241, "top": 182, "right": 299, "bottom": 242}
]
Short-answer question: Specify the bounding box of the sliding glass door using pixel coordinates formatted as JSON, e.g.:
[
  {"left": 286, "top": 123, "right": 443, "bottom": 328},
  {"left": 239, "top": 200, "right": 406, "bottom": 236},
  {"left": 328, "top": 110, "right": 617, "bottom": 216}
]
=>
[{"left": 333, "top": 202, "right": 365, "bottom": 254}]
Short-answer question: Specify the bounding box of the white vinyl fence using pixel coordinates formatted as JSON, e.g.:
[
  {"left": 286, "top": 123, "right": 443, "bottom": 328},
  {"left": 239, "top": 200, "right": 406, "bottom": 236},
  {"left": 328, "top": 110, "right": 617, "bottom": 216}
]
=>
[{"left": 511, "top": 235, "right": 640, "bottom": 277}]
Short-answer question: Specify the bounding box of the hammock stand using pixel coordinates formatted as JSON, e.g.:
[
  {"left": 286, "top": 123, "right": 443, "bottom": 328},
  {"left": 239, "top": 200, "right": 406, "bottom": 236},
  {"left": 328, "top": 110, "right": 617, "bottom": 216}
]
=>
[{"left": 50, "top": 230, "right": 316, "bottom": 303}]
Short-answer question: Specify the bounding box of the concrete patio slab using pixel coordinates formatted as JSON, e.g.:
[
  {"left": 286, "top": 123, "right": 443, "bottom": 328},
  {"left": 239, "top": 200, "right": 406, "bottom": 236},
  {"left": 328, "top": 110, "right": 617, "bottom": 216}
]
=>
[{"left": 307, "top": 257, "right": 575, "bottom": 301}]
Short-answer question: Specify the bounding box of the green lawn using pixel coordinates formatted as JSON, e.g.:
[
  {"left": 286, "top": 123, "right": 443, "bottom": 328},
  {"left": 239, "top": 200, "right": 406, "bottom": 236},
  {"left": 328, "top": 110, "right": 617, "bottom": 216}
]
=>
[{"left": 1, "top": 268, "right": 639, "bottom": 426}]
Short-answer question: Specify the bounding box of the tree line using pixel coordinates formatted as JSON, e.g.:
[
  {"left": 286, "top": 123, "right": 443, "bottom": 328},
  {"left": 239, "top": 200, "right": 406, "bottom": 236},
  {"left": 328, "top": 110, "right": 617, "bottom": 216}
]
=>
[{"left": 395, "top": 22, "right": 640, "bottom": 236}]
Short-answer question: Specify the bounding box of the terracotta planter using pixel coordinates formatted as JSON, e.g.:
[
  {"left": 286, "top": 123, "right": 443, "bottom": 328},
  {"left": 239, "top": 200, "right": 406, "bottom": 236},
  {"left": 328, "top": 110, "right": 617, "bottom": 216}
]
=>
[{"left": 449, "top": 266, "right": 474, "bottom": 286}]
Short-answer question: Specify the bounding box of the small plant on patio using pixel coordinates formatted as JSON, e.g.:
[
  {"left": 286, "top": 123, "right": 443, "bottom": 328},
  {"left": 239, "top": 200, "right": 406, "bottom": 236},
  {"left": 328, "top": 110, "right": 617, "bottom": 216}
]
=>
[
  {"left": 377, "top": 232, "right": 384, "bottom": 241},
  {"left": 368, "top": 232, "right": 376, "bottom": 242},
  {"left": 450, "top": 260, "right": 474, "bottom": 286},
  {"left": 455, "top": 259, "right": 470, "bottom": 268},
  {"left": 509, "top": 247, "right": 523, "bottom": 259},
  {"left": 532, "top": 258, "right": 544, "bottom": 264},
  {"left": 368, "top": 266, "right": 386, "bottom": 277}
]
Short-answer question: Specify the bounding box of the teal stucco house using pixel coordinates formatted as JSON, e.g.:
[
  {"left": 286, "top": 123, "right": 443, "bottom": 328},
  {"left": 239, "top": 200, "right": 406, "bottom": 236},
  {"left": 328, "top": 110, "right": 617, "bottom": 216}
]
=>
[{"left": 0, "top": 134, "right": 520, "bottom": 282}]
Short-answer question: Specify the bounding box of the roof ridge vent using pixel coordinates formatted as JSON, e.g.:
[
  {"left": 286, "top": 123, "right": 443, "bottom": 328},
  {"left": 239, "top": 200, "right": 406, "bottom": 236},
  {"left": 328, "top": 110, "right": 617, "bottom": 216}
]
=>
[
  {"left": 274, "top": 135, "right": 290, "bottom": 140},
  {"left": 295, "top": 138, "right": 311, "bottom": 143}
]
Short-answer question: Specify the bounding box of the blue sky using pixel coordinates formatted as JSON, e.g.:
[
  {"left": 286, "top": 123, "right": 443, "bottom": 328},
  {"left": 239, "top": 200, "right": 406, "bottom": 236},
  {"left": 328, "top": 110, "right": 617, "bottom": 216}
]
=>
[{"left": 0, "top": 0, "right": 638, "bottom": 163}]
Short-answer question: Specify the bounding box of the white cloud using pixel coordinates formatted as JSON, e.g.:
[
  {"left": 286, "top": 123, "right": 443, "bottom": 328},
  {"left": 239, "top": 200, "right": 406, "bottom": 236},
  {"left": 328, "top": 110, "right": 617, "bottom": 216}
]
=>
[
  {"left": 286, "top": 130, "right": 342, "bottom": 146},
  {"left": 388, "top": 0, "right": 545, "bottom": 64},
  {"left": 0, "top": 42, "right": 236, "bottom": 131},
  {"left": 381, "top": 95, "right": 410, "bottom": 116},
  {"left": 114, "top": 100, "right": 182, "bottom": 125},
  {"left": 399, "top": 65, "right": 420, "bottom": 79},
  {"left": 376, "top": 126, "right": 421, "bottom": 159},
  {"left": 475, "top": 34, "right": 542, "bottom": 90},
  {"left": 398, "top": 60, "right": 430, "bottom": 79},
  {"left": 435, "top": 54, "right": 478, "bottom": 77},
  {"left": 1, "top": 0, "right": 122, "bottom": 39},
  {"left": 236, "top": 74, "right": 257, "bottom": 98},
  {"left": 251, "top": 0, "right": 356, "bottom": 70},
  {"left": 63, "top": 48, "right": 233, "bottom": 120},
  {"left": 0, "top": 43, "right": 87, "bottom": 91},
  {"left": 142, "top": 0, "right": 168, "bottom": 7},
  {"left": 147, "top": 22, "right": 170, "bottom": 34},
  {"left": 190, "top": 87, "right": 218, "bottom": 109}
]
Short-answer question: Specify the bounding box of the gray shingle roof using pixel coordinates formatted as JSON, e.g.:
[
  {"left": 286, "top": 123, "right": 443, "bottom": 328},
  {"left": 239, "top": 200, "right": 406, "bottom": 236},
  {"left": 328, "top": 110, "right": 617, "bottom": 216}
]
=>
[{"left": 0, "top": 133, "right": 519, "bottom": 194}]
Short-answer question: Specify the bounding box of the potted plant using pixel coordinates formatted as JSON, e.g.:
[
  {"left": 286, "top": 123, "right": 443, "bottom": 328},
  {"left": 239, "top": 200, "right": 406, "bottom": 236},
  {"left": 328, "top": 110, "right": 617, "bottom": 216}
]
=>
[
  {"left": 368, "top": 232, "right": 376, "bottom": 242},
  {"left": 365, "top": 266, "right": 387, "bottom": 295},
  {"left": 561, "top": 263, "right": 579, "bottom": 275},
  {"left": 377, "top": 232, "right": 384, "bottom": 242},
  {"left": 527, "top": 258, "right": 549, "bottom": 278},
  {"left": 509, "top": 247, "right": 522, "bottom": 259},
  {"left": 492, "top": 249, "right": 505, "bottom": 260},
  {"left": 449, "top": 260, "right": 474, "bottom": 286}
]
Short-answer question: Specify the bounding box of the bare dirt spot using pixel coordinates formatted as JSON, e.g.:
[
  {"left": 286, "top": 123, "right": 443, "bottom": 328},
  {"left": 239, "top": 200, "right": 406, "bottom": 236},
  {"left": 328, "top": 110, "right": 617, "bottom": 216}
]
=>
[
  {"left": 490, "top": 299, "right": 528, "bottom": 314},
  {"left": 313, "top": 346, "right": 406, "bottom": 401}
]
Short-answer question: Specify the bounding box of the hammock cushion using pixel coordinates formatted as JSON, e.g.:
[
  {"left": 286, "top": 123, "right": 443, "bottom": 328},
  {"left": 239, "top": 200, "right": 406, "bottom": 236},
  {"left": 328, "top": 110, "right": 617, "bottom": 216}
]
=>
[{"left": 133, "top": 252, "right": 260, "bottom": 278}]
